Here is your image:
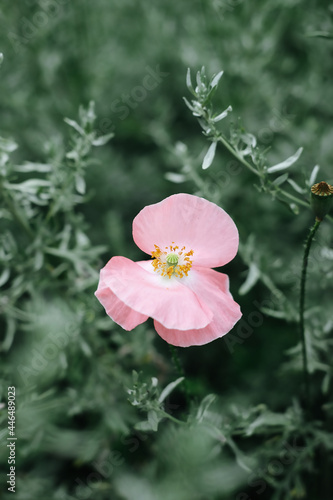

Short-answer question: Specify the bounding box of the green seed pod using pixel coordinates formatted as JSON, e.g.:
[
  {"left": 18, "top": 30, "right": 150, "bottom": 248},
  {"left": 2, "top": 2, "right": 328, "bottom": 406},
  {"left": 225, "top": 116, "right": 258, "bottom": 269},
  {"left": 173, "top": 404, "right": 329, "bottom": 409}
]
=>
[
  {"left": 310, "top": 181, "right": 333, "bottom": 220},
  {"left": 166, "top": 253, "right": 179, "bottom": 266}
]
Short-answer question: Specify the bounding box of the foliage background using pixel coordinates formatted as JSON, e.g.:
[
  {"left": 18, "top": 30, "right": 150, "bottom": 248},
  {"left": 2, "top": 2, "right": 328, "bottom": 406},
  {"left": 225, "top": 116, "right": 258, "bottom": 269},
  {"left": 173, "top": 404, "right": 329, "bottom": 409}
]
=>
[{"left": 0, "top": 0, "right": 333, "bottom": 499}]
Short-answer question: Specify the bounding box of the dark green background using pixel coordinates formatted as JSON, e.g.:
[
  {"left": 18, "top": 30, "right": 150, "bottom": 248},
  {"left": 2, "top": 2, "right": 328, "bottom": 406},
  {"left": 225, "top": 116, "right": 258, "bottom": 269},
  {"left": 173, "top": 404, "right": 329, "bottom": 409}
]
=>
[{"left": 0, "top": 1, "right": 332, "bottom": 499}]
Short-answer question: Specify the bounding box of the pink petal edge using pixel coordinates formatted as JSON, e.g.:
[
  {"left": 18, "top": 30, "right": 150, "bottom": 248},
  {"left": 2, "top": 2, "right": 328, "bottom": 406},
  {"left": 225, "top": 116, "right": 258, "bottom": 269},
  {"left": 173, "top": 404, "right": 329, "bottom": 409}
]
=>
[
  {"left": 98, "top": 256, "right": 214, "bottom": 330},
  {"left": 95, "top": 278, "right": 148, "bottom": 331},
  {"left": 154, "top": 267, "right": 242, "bottom": 347},
  {"left": 132, "top": 193, "right": 239, "bottom": 268}
]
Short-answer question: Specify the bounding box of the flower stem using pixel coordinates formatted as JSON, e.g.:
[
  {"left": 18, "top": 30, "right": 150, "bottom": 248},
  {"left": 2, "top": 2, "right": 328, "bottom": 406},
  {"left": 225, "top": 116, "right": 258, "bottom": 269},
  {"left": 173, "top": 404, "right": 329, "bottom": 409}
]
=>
[{"left": 299, "top": 218, "right": 321, "bottom": 408}]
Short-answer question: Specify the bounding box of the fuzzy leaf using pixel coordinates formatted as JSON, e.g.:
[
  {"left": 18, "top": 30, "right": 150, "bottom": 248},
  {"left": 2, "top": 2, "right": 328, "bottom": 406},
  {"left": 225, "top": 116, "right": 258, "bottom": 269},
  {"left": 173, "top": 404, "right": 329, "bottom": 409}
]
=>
[
  {"left": 158, "top": 377, "right": 184, "bottom": 403},
  {"left": 212, "top": 105, "right": 232, "bottom": 123},
  {"left": 272, "top": 173, "right": 289, "bottom": 186},
  {"left": 183, "top": 96, "right": 195, "bottom": 113},
  {"left": 239, "top": 263, "right": 260, "bottom": 295},
  {"left": 287, "top": 178, "right": 306, "bottom": 194},
  {"left": 210, "top": 70, "right": 224, "bottom": 89},
  {"left": 260, "top": 307, "right": 289, "bottom": 319},
  {"left": 309, "top": 164, "right": 320, "bottom": 186},
  {"left": 196, "top": 394, "right": 217, "bottom": 422},
  {"left": 75, "top": 175, "right": 86, "bottom": 195},
  {"left": 202, "top": 141, "right": 217, "bottom": 170},
  {"left": 92, "top": 132, "right": 114, "bottom": 146},
  {"left": 186, "top": 68, "right": 195, "bottom": 95},
  {"left": 64, "top": 118, "right": 85, "bottom": 135},
  {"left": 4, "top": 179, "right": 51, "bottom": 192},
  {"left": 267, "top": 147, "right": 303, "bottom": 173},
  {"left": 245, "top": 412, "right": 290, "bottom": 436},
  {"left": 0, "top": 268, "right": 10, "bottom": 287},
  {"left": 165, "top": 172, "right": 186, "bottom": 183},
  {"left": 196, "top": 68, "right": 203, "bottom": 88},
  {"left": 15, "top": 162, "right": 52, "bottom": 173},
  {"left": 0, "top": 317, "right": 16, "bottom": 352}
]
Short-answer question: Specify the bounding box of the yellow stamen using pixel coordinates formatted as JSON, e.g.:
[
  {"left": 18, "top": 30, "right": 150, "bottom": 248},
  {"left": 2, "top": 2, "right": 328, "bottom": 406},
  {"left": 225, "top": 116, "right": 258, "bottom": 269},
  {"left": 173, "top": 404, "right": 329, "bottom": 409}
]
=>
[{"left": 151, "top": 243, "right": 193, "bottom": 279}]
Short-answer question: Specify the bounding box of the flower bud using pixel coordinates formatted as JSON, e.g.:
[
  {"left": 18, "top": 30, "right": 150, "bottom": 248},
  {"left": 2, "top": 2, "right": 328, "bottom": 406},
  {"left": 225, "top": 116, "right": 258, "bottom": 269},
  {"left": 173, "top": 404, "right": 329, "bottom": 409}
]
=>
[{"left": 310, "top": 181, "right": 333, "bottom": 220}]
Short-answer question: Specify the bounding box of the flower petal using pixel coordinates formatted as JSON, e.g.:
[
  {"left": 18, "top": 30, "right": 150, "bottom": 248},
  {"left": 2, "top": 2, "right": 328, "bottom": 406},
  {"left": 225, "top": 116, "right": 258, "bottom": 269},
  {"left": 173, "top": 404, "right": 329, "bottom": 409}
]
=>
[
  {"left": 154, "top": 267, "right": 241, "bottom": 347},
  {"left": 99, "top": 256, "right": 213, "bottom": 330},
  {"left": 95, "top": 275, "right": 148, "bottom": 330},
  {"left": 133, "top": 193, "right": 239, "bottom": 268}
]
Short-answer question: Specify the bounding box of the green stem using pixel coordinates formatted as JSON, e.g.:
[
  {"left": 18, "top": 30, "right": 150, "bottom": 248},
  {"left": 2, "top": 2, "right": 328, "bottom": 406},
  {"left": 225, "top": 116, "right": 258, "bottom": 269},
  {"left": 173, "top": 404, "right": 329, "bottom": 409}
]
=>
[
  {"left": 299, "top": 218, "right": 321, "bottom": 408},
  {"left": 204, "top": 113, "right": 311, "bottom": 209},
  {"left": 272, "top": 183, "right": 310, "bottom": 209},
  {"left": 163, "top": 412, "right": 187, "bottom": 426},
  {"left": 217, "top": 133, "right": 260, "bottom": 176},
  {"left": 217, "top": 134, "right": 310, "bottom": 209}
]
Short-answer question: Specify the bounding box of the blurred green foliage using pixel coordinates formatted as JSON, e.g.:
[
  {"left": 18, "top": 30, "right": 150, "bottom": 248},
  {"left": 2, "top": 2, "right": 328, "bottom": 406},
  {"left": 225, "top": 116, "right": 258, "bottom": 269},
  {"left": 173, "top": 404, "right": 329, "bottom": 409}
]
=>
[{"left": 1, "top": 0, "right": 333, "bottom": 499}]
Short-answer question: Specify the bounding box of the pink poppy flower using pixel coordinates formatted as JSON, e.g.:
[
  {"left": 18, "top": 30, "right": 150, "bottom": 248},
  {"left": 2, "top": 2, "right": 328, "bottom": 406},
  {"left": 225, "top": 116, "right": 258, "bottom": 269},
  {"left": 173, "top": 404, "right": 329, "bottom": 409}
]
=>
[{"left": 95, "top": 193, "right": 242, "bottom": 347}]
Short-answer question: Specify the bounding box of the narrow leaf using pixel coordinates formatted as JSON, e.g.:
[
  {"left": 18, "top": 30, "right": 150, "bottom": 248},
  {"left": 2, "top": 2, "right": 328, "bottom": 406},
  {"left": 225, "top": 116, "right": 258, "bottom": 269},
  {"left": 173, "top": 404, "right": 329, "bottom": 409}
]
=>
[
  {"left": 92, "top": 132, "right": 114, "bottom": 146},
  {"left": 64, "top": 118, "right": 85, "bottom": 135},
  {"left": 165, "top": 172, "right": 186, "bottom": 184},
  {"left": 196, "top": 394, "right": 216, "bottom": 422},
  {"left": 212, "top": 105, "right": 232, "bottom": 123},
  {"left": 272, "top": 173, "right": 289, "bottom": 186},
  {"left": 4, "top": 179, "right": 51, "bottom": 192},
  {"left": 245, "top": 412, "right": 289, "bottom": 436},
  {"left": 186, "top": 68, "right": 195, "bottom": 95},
  {"left": 267, "top": 147, "right": 303, "bottom": 173},
  {"left": 260, "top": 307, "right": 288, "bottom": 319},
  {"left": 309, "top": 164, "right": 320, "bottom": 186},
  {"left": 75, "top": 175, "right": 86, "bottom": 195},
  {"left": 202, "top": 141, "right": 217, "bottom": 170},
  {"left": 196, "top": 69, "right": 202, "bottom": 88},
  {"left": 183, "top": 97, "right": 195, "bottom": 112},
  {"left": 226, "top": 437, "right": 252, "bottom": 472},
  {"left": 15, "top": 162, "right": 52, "bottom": 173},
  {"left": 0, "top": 268, "right": 10, "bottom": 287},
  {"left": 158, "top": 377, "right": 184, "bottom": 403},
  {"left": 0, "top": 317, "right": 16, "bottom": 352},
  {"left": 210, "top": 70, "right": 224, "bottom": 89},
  {"left": 239, "top": 263, "right": 260, "bottom": 295},
  {"left": 287, "top": 178, "right": 306, "bottom": 194}
]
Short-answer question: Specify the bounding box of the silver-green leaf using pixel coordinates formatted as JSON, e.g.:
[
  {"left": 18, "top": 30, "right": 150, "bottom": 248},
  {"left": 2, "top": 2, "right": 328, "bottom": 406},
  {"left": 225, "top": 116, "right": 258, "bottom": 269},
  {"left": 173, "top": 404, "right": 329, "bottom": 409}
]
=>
[
  {"left": 202, "top": 141, "right": 217, "bottom": 170},
  {"left": 267, "top": 147, "right": 303, "bottom": 173}
]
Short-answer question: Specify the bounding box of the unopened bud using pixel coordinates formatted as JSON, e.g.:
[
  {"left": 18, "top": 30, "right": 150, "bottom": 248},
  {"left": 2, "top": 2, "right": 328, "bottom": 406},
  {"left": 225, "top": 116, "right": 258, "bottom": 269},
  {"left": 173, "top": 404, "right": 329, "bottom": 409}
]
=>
[{"left": 310, "top": 181, "right": 333, "bottom": 220}]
